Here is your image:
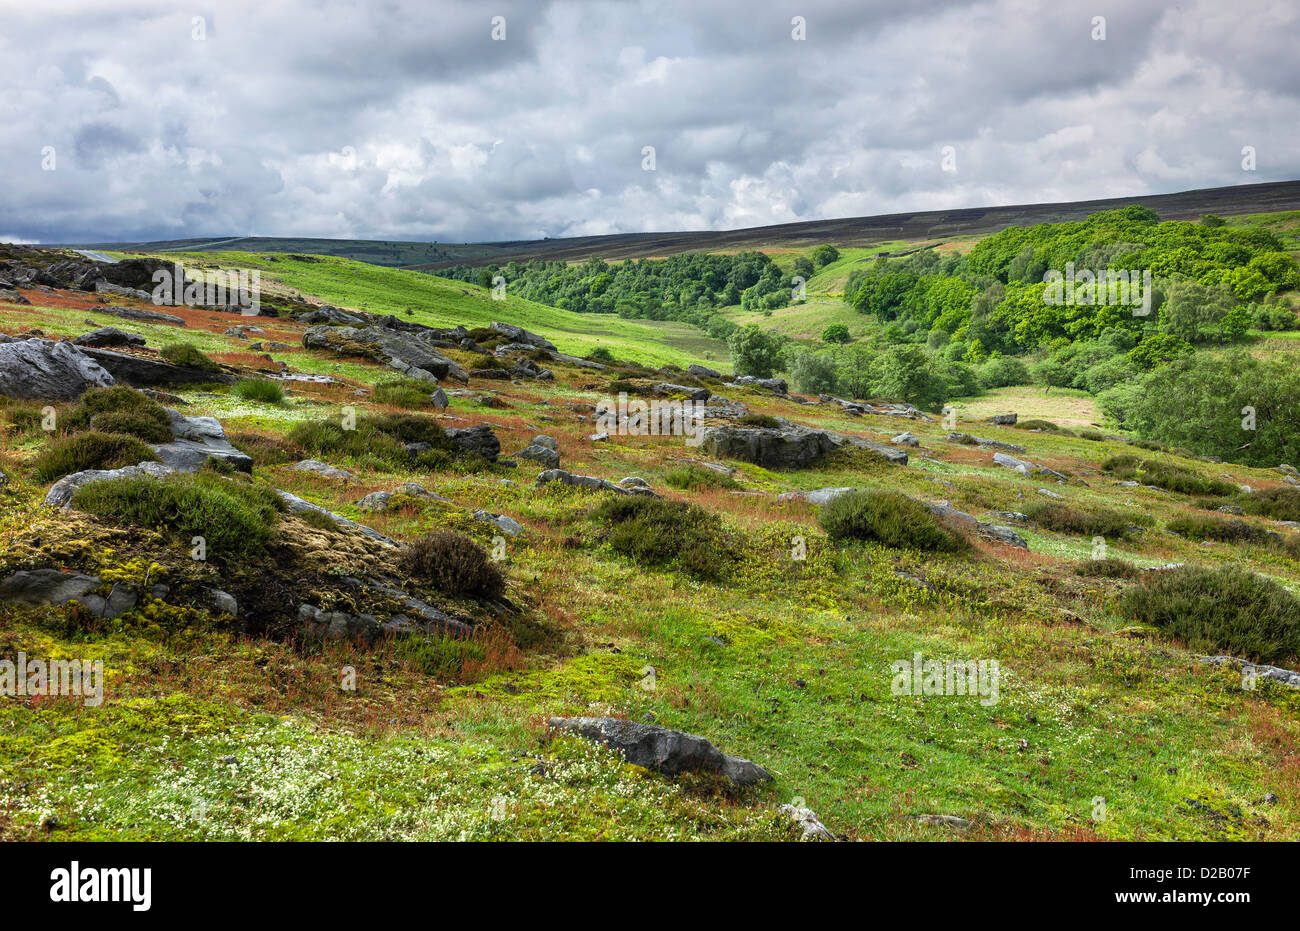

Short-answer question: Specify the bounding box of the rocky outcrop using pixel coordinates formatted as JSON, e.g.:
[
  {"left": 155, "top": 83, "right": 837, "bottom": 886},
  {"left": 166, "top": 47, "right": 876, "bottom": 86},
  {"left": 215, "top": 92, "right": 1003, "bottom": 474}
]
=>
[
  {"left": 445, "top": 424, "right": 501, "bottom": 462},
  {"left": 992, "top": 451, "right": 1067, "bottom": 482},
  {"left": 726, "top": 375, "right": 788, "bottom": 395},
  {"left": 78, "top": 346, "right": 236, "bottom": 388},
  {"left": 777, "top": 486, "right": 856, "bottom": 505},
  {"left": 827, "top": 433, "right": 910, "bottom": 464},
  {"left": 548, "top": 716, "right": 771, "bottom": 786},
  {"left": 275, "top": 491, "right": 398, "bottom": 546},
  {"left": 302, "top": 325, "right": 469, "bottom": 383},
  {"left": 987, "top": 413, "right": 1018, "bottom": 426},
  {"left": 152, "top": 409, "right": 253, "bottom": 473},
  {"left": 489, "top": 322, "right": 556, "bottom": 352},
  {"left": 1198, "top": 655, "right": 1300, "bottom": 689},
  {"left": 687, "top": 363, "right": 721, "bottom": 379},
  {"left": 948, "top": 432, "right": 1025, "bottom": 453},
  {"left": 536, "top": 468, "right": 658, "bottom": 496},
  {"left": 517, "top": 444, "right": 560, "bottom": 468},
  {"left": 0, "top": 339, "right": 115, "bottom": 400},
  {"left": 0, "top": 569, "right": 137, "bottom": 619},
  {"left": 45, "top": 461, "right": 176, "bottom": 509},
  {"left": 73, "top": 327, "right": 145, "bottom": 349},
  {"left": 697, "top": 423, "right": 837, "bottom": 469},
  {"left": 290, "top": 459, "right": 357, "bottom": 482},
  {"left": 929, "top": 501, "right": 1028, "bottom": 549}
]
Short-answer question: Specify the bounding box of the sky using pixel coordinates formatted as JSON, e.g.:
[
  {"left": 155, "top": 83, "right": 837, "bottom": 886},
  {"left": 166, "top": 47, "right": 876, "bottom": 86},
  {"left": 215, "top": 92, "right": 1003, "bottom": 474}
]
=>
[{"left": 1, "top": 0, "right": 1297, "bottom": 244}]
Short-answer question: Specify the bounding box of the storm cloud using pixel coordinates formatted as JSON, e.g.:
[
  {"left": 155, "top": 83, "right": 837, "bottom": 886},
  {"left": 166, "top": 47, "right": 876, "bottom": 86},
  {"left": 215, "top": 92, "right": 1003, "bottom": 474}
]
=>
[{"left": 1, "top": 0, "right": 1297, "bottom": 244}]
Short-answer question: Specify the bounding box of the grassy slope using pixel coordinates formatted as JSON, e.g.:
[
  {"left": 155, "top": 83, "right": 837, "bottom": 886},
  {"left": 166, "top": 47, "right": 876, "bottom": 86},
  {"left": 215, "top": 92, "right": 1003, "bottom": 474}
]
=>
[
  {"left": 149, "top": 251, "right": 731, "bottom": 372},
  {"left": 2, "top": 270, "right": 1299, "bottom": 843}
]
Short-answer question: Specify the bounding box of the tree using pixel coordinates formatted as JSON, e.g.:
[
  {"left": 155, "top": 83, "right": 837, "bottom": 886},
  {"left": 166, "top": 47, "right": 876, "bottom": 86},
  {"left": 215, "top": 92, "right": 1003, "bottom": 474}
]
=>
[
  {"left": 790, "top": 347, "right": 840, "bottom": 395},
  {"left": 727, "top": 325, "right": 786, "bottom": 378},
  {"left": 1160, "top": 279, "right": 1236, "bottom": 343},
  {"left": 821, "top": 323, "right": 851, "bottom": 344},
  {"left": 811, "top": 244, "right": 841, "bottom": 268},
  {"left": 792, "top": 256, "right": 815, "bottom": 279},
  {"left": 870, "top": 346, "right": 948, "bottom": 410}
]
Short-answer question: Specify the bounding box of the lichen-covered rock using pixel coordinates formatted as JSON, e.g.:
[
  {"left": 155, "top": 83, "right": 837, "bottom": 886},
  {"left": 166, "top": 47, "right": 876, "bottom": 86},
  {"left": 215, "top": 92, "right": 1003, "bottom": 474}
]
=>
[
  {"left": 548, "top": 716, "right": 772, "bottom": 786},
  {"left": 517, "top": 444, "right": 560, "bottom": 468},
  {"left": 536, "top": 468, "right": 658, "bottom": 496},
  {"left": 72, "top": 327, "right": 145, "bottom": 349},
  {"left": 445, "top": 424, "right": 500, "bottom": 462},
  {"left": 302, "top": 324, "right": 469, "bottom": 383},
  {"left": 0, "top": 569, "right": 136, "bottom": 619},
  {"left": 489, "top": 321, "right": 556, "bottom": 351},
  {"left": 0, "top": 338, "right": 115, "bottom": 400},
  {"left": 45, "top": 461, "right": 177, "bottom": 509},
  {"left": 291, "top": 459, "right": 357, "bottom": 482},
  {"left": 152, "top": 409, "right": 253, "bottom": 473},
  {"left": 697, "top": 423, "right": 836, "bottom": 469}
]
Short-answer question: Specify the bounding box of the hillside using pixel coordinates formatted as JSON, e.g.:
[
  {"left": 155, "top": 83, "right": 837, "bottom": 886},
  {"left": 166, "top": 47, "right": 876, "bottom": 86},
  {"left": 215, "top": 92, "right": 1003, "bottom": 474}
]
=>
[
  {"left": 58, "top": 180, "right": 1300, "bottom": 271},
  {"left": 1, "top": 246, "right": 1299, "bottom": 842}
]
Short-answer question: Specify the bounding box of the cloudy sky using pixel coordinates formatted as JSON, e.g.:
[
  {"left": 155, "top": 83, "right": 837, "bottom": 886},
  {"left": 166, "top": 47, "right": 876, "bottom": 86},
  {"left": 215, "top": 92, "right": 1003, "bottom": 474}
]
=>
[{"left": 2, "top": 0, "right": 1297, "bottom": 244}]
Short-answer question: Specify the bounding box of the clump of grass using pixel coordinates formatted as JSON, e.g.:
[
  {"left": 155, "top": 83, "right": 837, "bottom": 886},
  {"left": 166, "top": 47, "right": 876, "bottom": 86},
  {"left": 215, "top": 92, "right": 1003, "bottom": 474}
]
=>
[
  {"left": 1023, "top": 500, "right": 1135, "bottom": 538},
  {"left": 395, "top": 634, "right": 488, "bottom": 678},
  {"left": 232, "top": 378, "right": 286, "bottom": 405},
  {"left": 64, "top": 386, "right": 173, "bottom": 443},
  {"left": 1119, "top": 565, "right": 1300, "bottom": 664},
  {"left": 1014, "top": 419, "right": 1075, "bottom": 436},
  {"left": 663, "top": 465, "right": 741, "bottom": 491},
  {"left": 297, "top": 508, "right": 340, "bottom": 532},
  {"left": 1077, "top": 428, "right": 1106, "bottom": 442},
  {"left": 71, "top": 472, "right": 283, "bottom": 558},
  {"left": 818, "top": 489, "right": 967, "bottom": 552},
  {"left": 229, "top": 431, "right": 303, "bottom": 466},
  {"left": 591, "top": 496, "right": 734, "bottom": 580},
  {"left": 1072, "top": 557, "right": 1139, "bottom": 579},
  {"left": 374, "top": 377, "right": 433, "bottom": 409},
  {"left": 287, "top": 413, "right": 455, "bottom": 471},
  {"left": 159, "top": 343, "right": 221, "bottom": 372},
  {"left": 1166, "top": 514, "right": 1274, "bottom": 545},
  {"left": 738, "top": 414, "right": 780, "bottom": 429},
  {"left": 1242, "top": 487, "right": 1300, "bottom": 522},
  {"left": 34, "top": 431, "right": 159, "bottom": 481},
  {"left": 1, "top": 398, "right": 47, "bottom": 432},
  {"left": 398, "top": 531, "right": 504, "bottom": 599},
  {"left": 1103, "top": 455, "right": 1237, "bottom": 497}
]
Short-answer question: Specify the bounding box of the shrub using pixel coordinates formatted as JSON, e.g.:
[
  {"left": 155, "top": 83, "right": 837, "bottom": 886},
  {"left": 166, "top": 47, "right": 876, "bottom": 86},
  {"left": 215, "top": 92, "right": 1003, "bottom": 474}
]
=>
[
  {"left": 65, "top": 386, "right": 173, "bottom": 442},
  {"left": 1103, "top": 456, "right": 1237, "bottom": 497},
  {"left": 1023, "top": 501, "right": 1134, "bottom": 538},
  {"left": 1077, "top": 428, "right": 1106, "bottom": 442},
  {"left": 1072, "top": 557, "right": 1139, "bottom": 580},
  {"left": 588, "top": 347, "right": 615, "bottom": 363},
  {"left": 34, "top": 431, "right": 159, "bottom": 481},
  {"left": 738, "top": 414, "right": 780, "bottom": 429},
  {"left": 374, "top": 377, "right": 433, "bottom": 409},
  {"left": 818, "top": 489, "right": 966, "bottom": 552},
  {"left": 1166, "top": 514, "right": 1273, "bottom": 545},
  {"left": 71, "top": 472, "right": 283, "bottom": 558},
  {"left": 1242, "top": 487, "right": 1300, "bottom": 522},
  {"left": 1, "top": 399, "right": 46, "bottom": 432},
  {"left": 1014, "top": 419, "right": 1074, "bottom": 436},
  {"left": 229, "top": 431, "right": 303, "bottom": 466},
  {"left": 591, "top": 496, "right": 733, "bottom": 580},
  {"left": 398, "top": 531, "right": 504, "bottom": 599},
  {"left": 232, "top": 378, "right": 286, "bottom": 405},
  {"left": 978, "top": 356, "right": 1032, "bottom": 389},
  {"left": 159, "top": 343, "right": 220, "bottom": 372},
  {"left": 1119, "top": 565, "right": 1300, "bottom": 664},
  {"left": 663, "top": 465, "right": 741, "bottom": 491},
  {"left": 395, "top": 634, "right": 487, "bottom": 677},
  {"left": 287, "top": 413, "right": 454, "bottom": 470}
]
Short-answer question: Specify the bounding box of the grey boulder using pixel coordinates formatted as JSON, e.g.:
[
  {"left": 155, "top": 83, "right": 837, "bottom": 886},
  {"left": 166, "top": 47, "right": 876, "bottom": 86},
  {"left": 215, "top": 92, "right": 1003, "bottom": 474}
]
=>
[{"left": 0, "top": 339, "right": 115, "bottom": 400}]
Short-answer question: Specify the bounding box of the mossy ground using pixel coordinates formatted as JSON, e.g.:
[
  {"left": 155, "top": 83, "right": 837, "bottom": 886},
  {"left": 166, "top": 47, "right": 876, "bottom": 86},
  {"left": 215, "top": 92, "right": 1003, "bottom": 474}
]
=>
[{"left": 1, "top": 258, "right": 1299, "bottom": 842}]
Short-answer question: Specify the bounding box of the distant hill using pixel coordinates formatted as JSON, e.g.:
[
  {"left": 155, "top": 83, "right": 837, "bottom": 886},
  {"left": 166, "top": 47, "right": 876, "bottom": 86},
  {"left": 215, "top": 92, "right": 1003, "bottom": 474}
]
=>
[{"left": 60, "top": 179, "right": 1300, "bottom": 269}]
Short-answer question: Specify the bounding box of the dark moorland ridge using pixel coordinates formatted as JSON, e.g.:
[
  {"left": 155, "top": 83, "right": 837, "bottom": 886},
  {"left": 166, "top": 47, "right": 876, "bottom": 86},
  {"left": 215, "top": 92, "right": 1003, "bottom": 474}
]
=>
[{"left": 60, "top": 178, "right": 1300, "bottom": 269}]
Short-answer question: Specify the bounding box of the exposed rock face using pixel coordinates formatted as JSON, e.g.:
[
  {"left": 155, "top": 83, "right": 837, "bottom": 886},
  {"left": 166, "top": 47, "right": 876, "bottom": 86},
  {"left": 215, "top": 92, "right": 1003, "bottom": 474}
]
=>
[
  {"left": 697, "top": 423, "right": 837, "bottom": 469},
  {"left": 726, "top": 375, "right": 788, "bottom": 395},
  {"left": 1198, "top": 655, "right": 1300, "bottom": 689},
  {"left": 536, "top": 468, "right": 658, "bottom": 496},
  {"left": 152, "top": 409, "right": 253, "bottom": 473},
  {"left": 0, "top": 339, "right": 115, "bottom": 400},
  {"left": 992, "top": 451, "right": 1067, "bottom": 482},
  {"left": 777, "top": 486, "right": 856, "bottom": 505},
  {"left": 357, "top": 484, "right": 451, "bottom": 512},
  {"left": 73, "top": 327, "right": 146, "bottom": 349},
  {"left": 687, "top": 363, "right": 721, "bottom": 378},
  {"left": 0, "top": 569, "right": 136, "bottom": 619},
  {"left": 45, "top": 461, "right": 176, "bottom": 509},
  {"left": 892, "top": 432, "right": 919, "bottom": 447},
  {"left": 517, "top": 444, "right": 560, "bottom": 468},
  {"left": 948, "top": 432, "right": 1025, "bottom": 454},
  {"left": 652, "top": 383, "right": 711, "bottom": 402},
  {"left": 780, "top": 804, "right": 835, "bottom": 841},
  {"left": 445, "top": 424, "right": 501, "bottom": 462},
  {"left": 548, "top": 716, "right": 772, "bottom": 786},
  {"left": 827, "top": 433, "right": 910, "bottom": 464},
  {"left": 987, "top": 413, "right": 1018, "bottom": 425},
  {"left": 489, "top": 321, "right": 556, "bottom": 352},
  {"left": 77, "top": 346, "right": 236, "bottom": 387},
  {"left": 928, "top": 501, "right": 1028, "bottom": 549},
  {"left": 298, "top": 305, "right": 366, "bottom": 325},
  {"left": 473, "top": 511, "right": 523, "bottom": 535},
  {"left": 291, "top": 459, "right": 357, "bottom": 482},
  {"left": 302, "top": 324, "right": 469, "bottom": 383},
  {"left": 275, "top": 491, "right": 398, "bottom": 546}
]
